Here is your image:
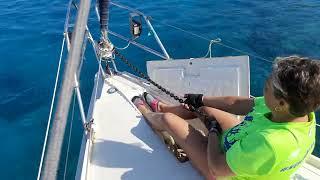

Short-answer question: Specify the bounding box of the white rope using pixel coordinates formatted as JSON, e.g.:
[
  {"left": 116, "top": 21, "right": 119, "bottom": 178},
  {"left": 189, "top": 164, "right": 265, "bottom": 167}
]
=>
[
  {"left": 114, "top": 37, "right": 139, "bottom": 50},
  {"left": 114, "top": 41, "right": 131, "bottom": 50},
  {"left": 63, "top": 91, "right": 76, "bottom": 180},
  {"left": 202, "top": 38, "right": 221, "bottom": 58},
  {"left": 37, "top": 36, "right": 66, "bottom": 180}
]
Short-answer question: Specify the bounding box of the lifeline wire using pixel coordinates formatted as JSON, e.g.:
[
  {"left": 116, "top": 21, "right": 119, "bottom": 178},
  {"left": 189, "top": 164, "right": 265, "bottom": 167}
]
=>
[
  {"left": 37, "top": 36, "right": 66, "bottom": 180},
  {"left": 109, "top": 1, "right": 274, "bottom": 63},
  {"left": 151, "top": 18, "right": 274, "bottom": 63},
  {"left": 63, "top": 91, "right": 76, "bottom": 180}
]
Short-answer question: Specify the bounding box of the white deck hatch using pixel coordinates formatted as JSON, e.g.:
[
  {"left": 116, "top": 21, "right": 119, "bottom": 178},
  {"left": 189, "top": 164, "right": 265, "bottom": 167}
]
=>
[{"left": 147, "top": 56, "right": 250, "bottom": 97}]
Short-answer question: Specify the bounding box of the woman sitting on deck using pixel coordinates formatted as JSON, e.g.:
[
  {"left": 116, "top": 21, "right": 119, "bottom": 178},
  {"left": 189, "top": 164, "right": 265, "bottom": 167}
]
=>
[{"left": 132, "top": 56, "right": 320, "bottom": 180}]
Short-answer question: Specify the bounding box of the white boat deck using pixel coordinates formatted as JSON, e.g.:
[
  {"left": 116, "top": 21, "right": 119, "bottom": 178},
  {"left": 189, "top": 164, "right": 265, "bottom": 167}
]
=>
[
  {"left": 76, "top": 56, "right": 320, "bottom": 179},
  {"left": 83, "top": 74, "right": 201, "bottom": 180},
  {"left": 293, "top": 156, "right": 320, "bottom": 179},
  {"left": 76, "top": 73, "right": 320, "bottom": 180}
]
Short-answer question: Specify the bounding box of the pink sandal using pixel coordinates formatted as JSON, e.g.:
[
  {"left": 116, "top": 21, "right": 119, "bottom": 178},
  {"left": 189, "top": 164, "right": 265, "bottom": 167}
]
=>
[
  {"left": 143, "top": 92, "right": 160, "bottom": 112},
  {"left": 132, "top": 96, "right": 145, "bottom": 107}
]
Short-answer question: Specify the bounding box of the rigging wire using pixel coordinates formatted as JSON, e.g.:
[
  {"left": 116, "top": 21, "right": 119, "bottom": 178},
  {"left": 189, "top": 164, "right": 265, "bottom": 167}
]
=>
[
  {"left": 109, "top": 2, "right": 273, "bottom": 63},
  {"left": 151, "top": 18, "right": 274, "bottom": 63},
  {"left": 37, "top": 36, "right": 66, "bottom": 180},
  {"left": 216, "top": 42, "right": 274, "bottom": 63},
  {"left": 63, "top": 91, "right": 76, "bottom": 180}
]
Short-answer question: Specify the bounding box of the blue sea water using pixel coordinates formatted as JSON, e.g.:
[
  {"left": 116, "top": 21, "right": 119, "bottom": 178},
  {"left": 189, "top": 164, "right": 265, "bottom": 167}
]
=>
[{"left": 0, "top": 0, "right": 320, "bottom": 179}]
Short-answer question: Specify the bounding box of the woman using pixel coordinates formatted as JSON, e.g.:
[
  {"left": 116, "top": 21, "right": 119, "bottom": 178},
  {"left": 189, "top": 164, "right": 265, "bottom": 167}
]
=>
[{"left": 132, "top": 56, "right": 320, "bottom": 179}]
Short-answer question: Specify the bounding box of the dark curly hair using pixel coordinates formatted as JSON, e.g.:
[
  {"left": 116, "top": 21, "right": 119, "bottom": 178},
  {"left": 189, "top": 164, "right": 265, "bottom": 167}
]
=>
[{"left": 271, "top": 56, "right": 320, "bottom": 117}]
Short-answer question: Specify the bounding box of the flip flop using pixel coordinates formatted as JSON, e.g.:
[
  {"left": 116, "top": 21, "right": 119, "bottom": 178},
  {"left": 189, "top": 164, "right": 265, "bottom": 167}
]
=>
[{"left": 143, "top": 92, "right": 160, "bottom": 112}]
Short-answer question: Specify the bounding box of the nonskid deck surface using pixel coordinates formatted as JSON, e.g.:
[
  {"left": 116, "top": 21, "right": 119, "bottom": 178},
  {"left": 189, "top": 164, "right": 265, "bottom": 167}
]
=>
[
  {"left": 87, "top": 74, "right": 201, "bottom": 180},
  {"left": 294, "top": 160, "right": 320, "bottom": 179}
]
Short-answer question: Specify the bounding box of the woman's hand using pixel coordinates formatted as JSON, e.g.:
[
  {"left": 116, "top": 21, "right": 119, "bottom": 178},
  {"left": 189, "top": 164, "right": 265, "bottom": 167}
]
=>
[{"left": 184, "top": 94, "right": 204, "bottom": 108}]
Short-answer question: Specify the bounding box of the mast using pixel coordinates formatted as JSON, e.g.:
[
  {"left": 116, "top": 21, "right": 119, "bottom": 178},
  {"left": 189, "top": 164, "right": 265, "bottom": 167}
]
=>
[{"left": 40, "top": 0, "right": 92, "bottom": 179}]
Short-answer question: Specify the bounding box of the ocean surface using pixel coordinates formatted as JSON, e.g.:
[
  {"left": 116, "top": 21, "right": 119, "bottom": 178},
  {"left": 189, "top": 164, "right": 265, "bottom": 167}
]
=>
[{"left": 0, "top": 0, "right": 319, "bottom": 179}]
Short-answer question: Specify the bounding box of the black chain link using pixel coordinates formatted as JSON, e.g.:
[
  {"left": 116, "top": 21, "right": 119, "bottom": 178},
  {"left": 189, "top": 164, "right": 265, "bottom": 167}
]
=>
[{"left": 114, "top": 50, "right": 211, "bottom": 120}]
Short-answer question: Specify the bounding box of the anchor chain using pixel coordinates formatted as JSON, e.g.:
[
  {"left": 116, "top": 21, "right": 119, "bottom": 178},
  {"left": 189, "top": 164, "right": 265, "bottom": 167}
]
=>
[{"left": 114, "top": 50, "right": 214, "bottom": 124}]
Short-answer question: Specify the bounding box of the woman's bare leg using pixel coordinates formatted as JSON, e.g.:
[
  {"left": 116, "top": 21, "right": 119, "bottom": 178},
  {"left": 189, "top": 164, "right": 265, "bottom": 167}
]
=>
[
  {"left": 135, "top": 101, "right": 214, "bottom": 179},
  {"left": 158, "top": 102, "right": 197, "bottom": 119}
]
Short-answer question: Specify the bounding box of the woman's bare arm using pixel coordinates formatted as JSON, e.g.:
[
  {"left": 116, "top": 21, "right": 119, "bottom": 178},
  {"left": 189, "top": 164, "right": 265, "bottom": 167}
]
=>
[
  {"left": 199, "top": 106, "right": 240, "bottom": 132},
  {"left": 202, "top": 96, "right": 254, "bottom": 115}
]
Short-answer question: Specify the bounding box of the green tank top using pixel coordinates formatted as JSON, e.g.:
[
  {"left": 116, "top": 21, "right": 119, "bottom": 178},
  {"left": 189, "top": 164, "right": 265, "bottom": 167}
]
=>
[{"left": 220, "top": 97, "right": 316, "bottom": 180}]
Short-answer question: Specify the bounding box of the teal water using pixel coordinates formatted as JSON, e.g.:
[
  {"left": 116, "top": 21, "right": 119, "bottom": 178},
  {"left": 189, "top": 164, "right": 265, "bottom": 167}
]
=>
[{"left": 0, "top": 0, "right": 319, "bottom": 179}]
